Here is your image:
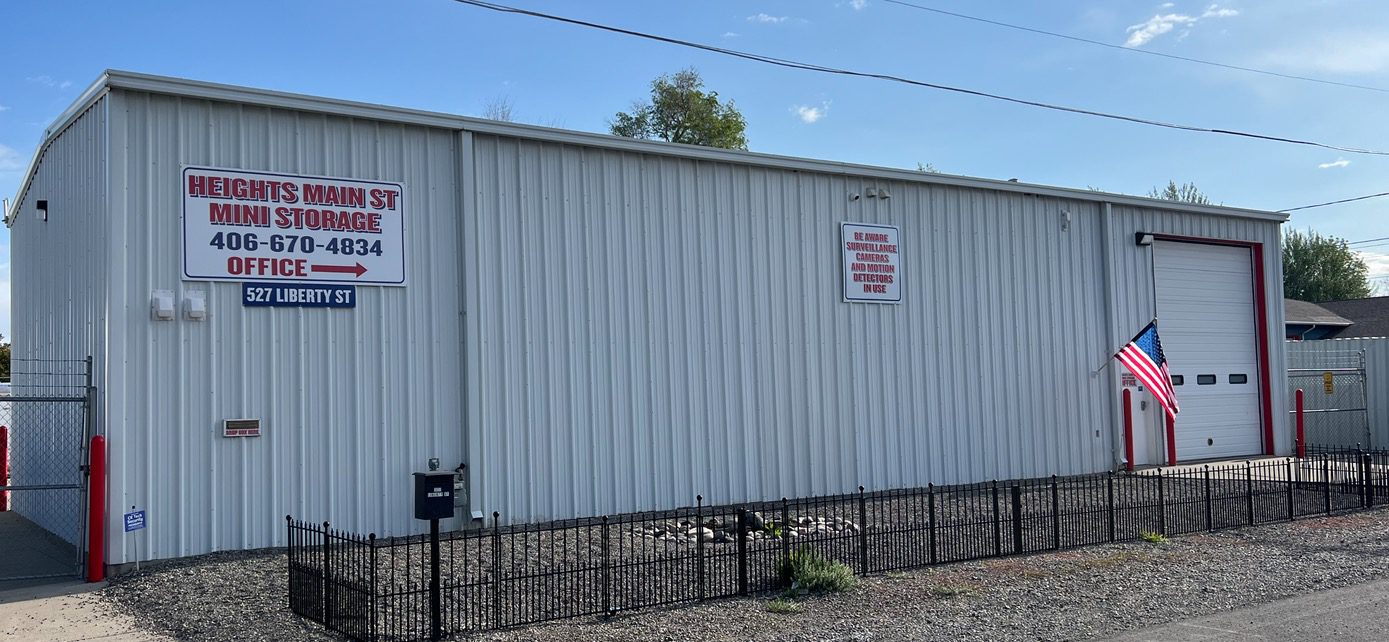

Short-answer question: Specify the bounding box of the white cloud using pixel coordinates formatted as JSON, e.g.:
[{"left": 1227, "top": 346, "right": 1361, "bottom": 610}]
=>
[
  {"left": 1160, "top": 2, "right": 1174, "bottom": 7},
  {"left": 1357, "top": 252, "right": 1389, "bottom": 293},
  {"left": 791, "top": 103, "right": 828, "bottom": 124},
  {"left": 1260, "top": 34, "right": 1389, "bottom": 75},
  {"left": 747, "top": 13, "right": 788, "bottom": 24},
  {"left": 850, "top": 0, "right": 868, "bottom": 9},
  {"left": 1360, "top": 251, "right": 1389, "bottom": 270},
  {"left": 1124, "top": 4, "right": 1237, "bottom": 47},
  {"left": 0, "top": 143, "right": 24, "bottom": 172},
  {"left": 723, "top": 31, "right": 740, "bottom": 38},
  {"left": 1318, "top": 158, "right": 1351, "bottom": 169},
  {"left": 0, "top": 105, "right": 9, "bottom": 112},
  {"left": 26, "top": 75, "right": 72, "bottom": 89},
  {"left": 1202, "top": 4, "right": 1238, "bottom": 18},
  {"left": 1125, "top": 14, "right": 1197, "bottom": 47}
]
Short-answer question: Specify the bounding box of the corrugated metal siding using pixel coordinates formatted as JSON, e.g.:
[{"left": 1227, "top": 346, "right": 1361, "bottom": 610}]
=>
[
  {"left": 8, "top": 94, "right": 108, "bottom": 543},
  {"left": 466, "top": 134, "right": 1126, "bottom": 524},
  {"left": 12, "top": 79, "right": 1291, "bottom": 560},
  {"left": 1287, "top": 337, "right": 1389, "bottom": 447},
  {"left": 103, "top": 90, "right": 466, "bottom": 563},
  {"left": 1107, "top": 206, "right": 1289, "bottom": 454}
]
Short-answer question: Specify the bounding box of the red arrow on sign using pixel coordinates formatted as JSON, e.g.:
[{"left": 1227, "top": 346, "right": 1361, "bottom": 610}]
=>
[{"left": 311, "top": 262, "right": 368, "bottom": 278}]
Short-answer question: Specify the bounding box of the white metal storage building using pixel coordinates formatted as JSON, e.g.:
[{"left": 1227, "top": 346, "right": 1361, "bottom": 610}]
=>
[{"left": 5, "top": 71, "right": 1290, "bottom": 566}]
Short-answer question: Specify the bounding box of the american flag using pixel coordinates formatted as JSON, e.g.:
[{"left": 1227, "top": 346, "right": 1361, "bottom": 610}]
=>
[{"left": 1115, "top": 321, "right": 1180, "bottom": 418}]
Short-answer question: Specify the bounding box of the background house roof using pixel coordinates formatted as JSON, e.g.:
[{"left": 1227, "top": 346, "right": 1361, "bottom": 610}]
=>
[
  {"left": 1318, "top": 297, "right": 1389, "bottom": 339},
  {"left": 1284, "top": 299, "right": 1354, "bottom": 328}
]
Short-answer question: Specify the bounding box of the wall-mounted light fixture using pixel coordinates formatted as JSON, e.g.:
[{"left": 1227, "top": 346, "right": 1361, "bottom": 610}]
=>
[
  {"left": 36, "top": 199, "right": 48, "bottom": 222},
  {"left": 1135, "top": 232, "right": 1155, "bottom": 246}
]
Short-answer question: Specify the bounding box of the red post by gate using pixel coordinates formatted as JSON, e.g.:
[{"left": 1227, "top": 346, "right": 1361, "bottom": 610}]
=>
[
  {"left": 1165, "top": 412, "right": 1178, "bottom": 466},
  {"left": 1295, "top": 389, "right": 1306, "bottom": 458},
  {"left": 1122, "top": 390, "right": 1135, "bottom": 471},
  {"left": 86, "top": 435, "right": 106, "bottom": 582},
  {"left": 0, "top": 426, "right": 9, "bottom": 512}
]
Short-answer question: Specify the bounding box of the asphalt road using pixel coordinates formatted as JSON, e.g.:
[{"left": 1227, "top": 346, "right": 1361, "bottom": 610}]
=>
[{"left": 1103, "top": 577, "right": 1389, "bottom": 641}]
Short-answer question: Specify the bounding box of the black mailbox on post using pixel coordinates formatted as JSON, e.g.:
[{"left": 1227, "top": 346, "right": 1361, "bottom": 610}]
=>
[{"left": 413, "top": 471, "right": 455, "bottom": 521}]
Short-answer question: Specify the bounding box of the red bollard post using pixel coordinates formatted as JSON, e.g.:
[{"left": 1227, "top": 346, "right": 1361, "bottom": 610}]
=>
[
  {"left": 1165, "top": 412, "right": 1178, "bottom": 467},
  {"left": 1295, "top": 389, "right": 1306, "bottom": 459},
  {"left": 0, "top": 426, "right": 9, "bottom": 512},
  {"left": 86, "top": 435, "right": 106, "bottom": 583},
  {"left": 1122, "top": 390, "right": 1135, "bottom": 471}
]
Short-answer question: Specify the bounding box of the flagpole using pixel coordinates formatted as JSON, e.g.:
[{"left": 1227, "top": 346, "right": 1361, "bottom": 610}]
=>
[
  {"left": 1147, "top": 241, "right": 1160, "bottom": 323},
  {"left": 1092, "top": 317, "right": 1161, "bottom": 375}
]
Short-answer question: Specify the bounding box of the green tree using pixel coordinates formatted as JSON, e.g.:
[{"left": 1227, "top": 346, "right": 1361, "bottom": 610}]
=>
[
  {"left": 1283, "top": 230, "right": 1372, "bottom": 302},
  {"left": 610, "top": 68, "right": 748, "bottom": 150},
  {"left": 0, "top": 335, "right": 9, "bottom": 382},
  {"left": 1149, "top": 180, "right": 1214, "bottom": 205}
]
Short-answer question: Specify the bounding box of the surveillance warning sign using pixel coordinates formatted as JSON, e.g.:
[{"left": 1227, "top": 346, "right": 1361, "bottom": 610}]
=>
[
  {"left": 841, "top": 222, "right": 901, "bottom": 303},
  {"left": 182, "top": 167, "right": 406, "bottom": 286}
]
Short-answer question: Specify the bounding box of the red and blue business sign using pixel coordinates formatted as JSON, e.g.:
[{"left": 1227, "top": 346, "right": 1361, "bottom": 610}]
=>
[{"left": 182, "top": 166, "right": 406, "bottom": 286}]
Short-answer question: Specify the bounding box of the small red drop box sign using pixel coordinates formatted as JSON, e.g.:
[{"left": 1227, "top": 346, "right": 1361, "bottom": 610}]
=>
[{"left": 223, "top": 419, "right": 261, "bottom": 438}]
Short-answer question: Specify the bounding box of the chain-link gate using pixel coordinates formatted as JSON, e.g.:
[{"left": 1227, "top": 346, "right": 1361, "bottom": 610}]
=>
[
  {"left": 1288, "top": 349, "right": 1370, "bottom": 450},
  {"left": 0, "top": 358, "right": 95, "bottom": 582}
]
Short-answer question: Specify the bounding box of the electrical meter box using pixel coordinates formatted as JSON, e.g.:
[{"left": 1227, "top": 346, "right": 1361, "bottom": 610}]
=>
[{"left": 413, "top": 471, "right": 455, "bottom": 521}]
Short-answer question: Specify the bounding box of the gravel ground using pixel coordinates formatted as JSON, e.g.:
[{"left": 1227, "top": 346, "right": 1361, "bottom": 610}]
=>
[
  {"left": 97, "top": 506, "right": 1389, "bottom": 642},
  {"left": 99, "top": 550, "right": 330, "bottom": 642}
]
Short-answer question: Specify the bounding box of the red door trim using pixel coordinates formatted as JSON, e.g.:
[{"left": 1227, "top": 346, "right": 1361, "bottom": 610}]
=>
[{"left": 1149, "top": 234, "right": 1275, "bottom": 458}]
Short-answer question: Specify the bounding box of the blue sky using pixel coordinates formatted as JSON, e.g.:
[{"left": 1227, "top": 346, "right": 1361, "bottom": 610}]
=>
[{"left": 3, "top": 0, "right": 1389, "bottom": 338}]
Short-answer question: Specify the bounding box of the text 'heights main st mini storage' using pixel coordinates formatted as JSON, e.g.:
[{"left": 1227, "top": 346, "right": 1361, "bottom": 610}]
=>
[{"left": 6, "top": 71, "right": 1290, "bottom": 566}]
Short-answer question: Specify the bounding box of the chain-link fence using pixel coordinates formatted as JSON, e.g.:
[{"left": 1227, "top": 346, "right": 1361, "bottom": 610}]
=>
[
  {"left": 0, "top": 358, "right": 94, "bottom": 581},
  {"left": 1288, "top": 349, "right": 1371, "bottom": 450}
]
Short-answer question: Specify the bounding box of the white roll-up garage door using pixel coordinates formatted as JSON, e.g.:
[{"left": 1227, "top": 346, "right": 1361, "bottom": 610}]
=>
[{"left": 1153, "top": 240, "right": 1263, "bottom": 460}]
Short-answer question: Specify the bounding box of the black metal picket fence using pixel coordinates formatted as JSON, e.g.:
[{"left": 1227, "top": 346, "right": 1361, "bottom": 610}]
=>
[{"left": 289, "top": 450, "right": 1389, "bottom": 641}]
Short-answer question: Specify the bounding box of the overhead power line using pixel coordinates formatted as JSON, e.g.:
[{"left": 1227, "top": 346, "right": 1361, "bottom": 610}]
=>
[
  {"left": 450, "top": 0, "right": 1389, "bottom": 157},
  {"left": 880, "top": 0, "right": 1389, "bottom": 94},
  {"left": 1350, "top": 236, "right": 1389, "bottom": 246},
  {"left": 1280, "top": 191, "right": 1389, "bottom": 212}
]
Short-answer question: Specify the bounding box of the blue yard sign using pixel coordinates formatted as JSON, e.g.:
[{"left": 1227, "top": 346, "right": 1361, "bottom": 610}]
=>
[{"left": 124, "top": 510, "right": 146, "bottom": 532}]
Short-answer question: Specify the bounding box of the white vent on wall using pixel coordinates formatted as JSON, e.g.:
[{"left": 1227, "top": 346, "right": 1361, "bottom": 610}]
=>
[
  {"left": 151, "top": 290, "right": 175, "bottom": 321},
  {"left": 184, "top": 291, "right": 207, "bottom": 321}
]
